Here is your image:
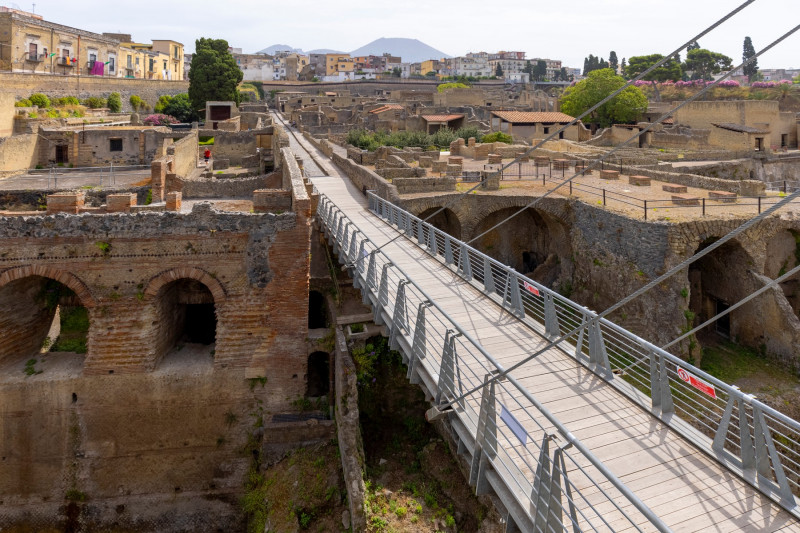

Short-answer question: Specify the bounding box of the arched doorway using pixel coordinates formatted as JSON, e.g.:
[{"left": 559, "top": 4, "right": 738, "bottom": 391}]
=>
[
  {"left": 418, "top": 207, "right": 462, "bottom": 240},
  {"left": 306, "top": 351, "right": 330, "bottom": 397},
  {"left": 688, "top": 238, "right": 752, "bottom": 339},
  {"left": 0, "top": 274, "right": 92, "bottom": 364},
  {"left": 153, "top": 278, "right": 217, "bottom": 362},
  {"left": 471, "top": 207, "right": 572, "bottom": 288},
  {"left": 308, "top": 290, "right": 330, "bottom": 329}
]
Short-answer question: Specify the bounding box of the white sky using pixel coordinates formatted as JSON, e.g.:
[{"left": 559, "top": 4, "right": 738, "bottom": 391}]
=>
[{"left": 18, "top": 0, "right": 800, "bottom": 70}]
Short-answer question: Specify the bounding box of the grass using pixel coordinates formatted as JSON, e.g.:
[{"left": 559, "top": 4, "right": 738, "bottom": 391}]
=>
[
  {"left": 50, "top": 306, "right": 89, "bottom": 354},
  {"left": 700, "top": 340, "right": 782, "bottom": 384}
]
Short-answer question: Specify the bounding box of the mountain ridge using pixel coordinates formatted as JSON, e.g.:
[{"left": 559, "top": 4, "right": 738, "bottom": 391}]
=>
[{"left": 254, "top": 38, "right": 450, "bottom": 63}]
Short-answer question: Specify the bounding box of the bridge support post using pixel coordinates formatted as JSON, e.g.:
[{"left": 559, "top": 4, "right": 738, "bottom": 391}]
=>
[
  {"left": 354, "top": 239, "right": 368, "bottom": 290},
  {"left": 327, "top": 209, "right": 339, "bottom": 247},
  {"left": 436, "top": 330, "right": 463, "bottom": 407},
  {"left": 503, "top": 274, "right": 525, "bottom": 318},
  {"left": 648, "top": 346, "right": 674, "bottom": 418},
  {"left": 417, "top": 219, "right": 425, "bottom": 245},
  {"left": 470, "top": 373, "right": 498, "bottom": 491},
  {"left": 457, "top": 243, "right": 473, "bottom": 281},
  {"left": 588, "top": 320, "right": 612, "bottom": 379},
  {"left": 374, "top": 262, "right": 392, "bottom": 326},
  {"left": 404, "top": 211, "right": 414, "bottom": 236},
  {"left": 444, "top": 235, "right": 454, "bottom": 265},
  {"left": 426, "top": 224, "right": 437, "bottom": 256},
  {"left": 544, "top": 292, "right": 559, "bottom": 338},
  {"left": 364, "top": 250, "right": 377, "bottom": 305},
  {"left": 531, "top": 434, "right": 579, "bottom": 533},
  {"left": 483, "top": 257, "right": 495, "bottom": 294},
  {"left": 408, "top": 301, "right": 432, "bottom": 384},
  {"left": 389, "top": 279, "right": 408, "bottom": 351}
]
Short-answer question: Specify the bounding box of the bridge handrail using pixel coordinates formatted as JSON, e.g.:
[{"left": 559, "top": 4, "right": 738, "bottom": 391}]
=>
[
  {"left": 317, "top": 193, "right": 672, "bottom": 532},
  {"left": 366, "top": 190, "right": 800, "bottom": 516}
]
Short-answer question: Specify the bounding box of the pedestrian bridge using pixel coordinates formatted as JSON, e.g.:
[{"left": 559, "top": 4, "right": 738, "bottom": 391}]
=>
[{"left": 310, "top": 159, "right": 800, "bottom": 532}]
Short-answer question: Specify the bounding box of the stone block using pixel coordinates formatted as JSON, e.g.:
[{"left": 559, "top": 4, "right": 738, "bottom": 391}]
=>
[
  {"left": 628, "top": 175, "right": 651, "bottom": 186},
  {"left": 447, "top": 156, "right": 463, "bottom": 166},
  {"left": 553, "top": 159, "right": 570, "bottom": 170},
  {"left": 468, "top": 137, "right": 476, "bottom": 147},
  {"left": 431, "top": 160, "right": 448, "bottom": 173},
  {"left": 488, "top": 154, "right": 502, "bottom": 164},
  {"left": 106, "top": 193, "right": 137, "bottom": 213},
  {"left": 662, "top": 184, "right": 687, "bottom": 193},
  {"left": 46, "top": 192, "right": 85, "bottom": 214},
  {"left": 445, "top": 164, "right": 461, "bottom": 177},
  {"left": 574, "top": 161, "right": 592, "bottom": 175},
  {"left": 600, "top": 170, "right": 619, "bottom": 180},
  {"left": 534, "top": 156, "right": 550, "bottom": 165},
  {"left": 418, "top": 156, "right": 433, "bottom": 168},
  {"left": 213, "top": 158, "right": 230, "bottom": 170},
  {"left": 515, "top": 152, "right": 530, "bottom": 162},
  {"left": 709, "top": 190, "right": 737, "bottom": 203},
  {"left": 166, "top": 191, "right": 182, "bottom": 212},
  {"left": 671, "top": 194, "right": 700, "bottom": 206},
  {"left": 253, "top": 189, "right": 293, "bottom": 213}
]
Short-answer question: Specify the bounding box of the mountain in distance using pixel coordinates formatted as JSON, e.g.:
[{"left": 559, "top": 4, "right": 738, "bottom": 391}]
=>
[
  {"left": 349, "top": 37, "right": 450, "bottom": 63},
  {"left": 306, "top": 48, "right": 344, "bottom": 55},
  {"left": 256, "top": 44, "right": 304, "bottom": 55}
]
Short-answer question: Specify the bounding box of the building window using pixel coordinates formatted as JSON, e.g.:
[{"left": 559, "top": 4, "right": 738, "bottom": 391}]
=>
[{"left": 110, "top": 139, "right": 123, "bottom": 152}]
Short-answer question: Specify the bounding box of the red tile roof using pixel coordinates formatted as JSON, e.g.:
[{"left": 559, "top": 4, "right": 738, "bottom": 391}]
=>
[
  {"left": 491, "top": 111, "right": 575, "bottom": 123},
  {"left": 369, "top": 104, "right": 404, "bottom": 114},
  {"left": 421, "top": 114, "right": 464, "bottom": 122}
]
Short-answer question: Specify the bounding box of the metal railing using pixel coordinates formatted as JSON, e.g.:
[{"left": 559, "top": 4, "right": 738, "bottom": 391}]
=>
[
  {"left": 13, "top": 164, "right": 149, "bottom": 190},
  {"left": 317, "top": 193, "right": 671, "bottom": 532},
  {"left": 365, "top": 190, "right": 800, "bottom": 520}
]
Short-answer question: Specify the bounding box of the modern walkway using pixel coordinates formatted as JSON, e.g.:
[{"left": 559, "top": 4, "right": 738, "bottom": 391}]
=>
[{"left": 289, "top": 117, "right": 800, "bottom": 531}]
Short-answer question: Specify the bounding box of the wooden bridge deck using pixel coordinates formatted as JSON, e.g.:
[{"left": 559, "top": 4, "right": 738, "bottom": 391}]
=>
[{"left": 297, "top": 132, "right": 800, "bottom": 531}]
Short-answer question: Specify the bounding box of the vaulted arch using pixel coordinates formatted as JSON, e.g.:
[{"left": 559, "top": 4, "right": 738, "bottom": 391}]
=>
[
  {"left": 0, "top": 265, "right": 96, "bottom": 307},
  {"left": 144, "top": 267, "right": 227, "bottom": 303}
]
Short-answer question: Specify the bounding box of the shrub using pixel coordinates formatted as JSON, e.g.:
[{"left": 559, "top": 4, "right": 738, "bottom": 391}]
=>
[
  {"left": 54, "top": 96, "right": 80, "bottom": 106},
  {"left": 154, "top": 95, "right": 172, "bottom": 113},
  {"left": 481, "top": 131, "right": 513, "bottom": 144},
  {"left": 455, "top": 126, "right": 482, "bottom": 143},
  {"left": 429, "top": 126, "right": 457, "bottom": 148},
  {"left": 107, "top": 92, "right": 122, "bottom": 113},
  {"left": 129, "top": 94, "right": 142, "bottom": 111},
  {"left": 142, "top": 114, "right": 179, "bottom": 126},
  {"left": 29, "top": 93, "right": 50, "bottom": 108},
  {"left": 83, "top": 97, "right": 106, "bottom": 109},
  {"left": 14, "top": 98, "right": 32, "bottom": 107},
  {"left": 437, "top": 82, "right": 470, "bottom": 93}
]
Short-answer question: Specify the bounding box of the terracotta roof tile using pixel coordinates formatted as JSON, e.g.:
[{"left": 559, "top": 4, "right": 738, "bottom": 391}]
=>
[
  {"left": 491, "top": 111, "right": 575, "bottom": 123},
  {"left": 369, "top": 104, "right": 404, "bottom": 114},
  {"left": 421, "top": 114, "right": 464, "bottom": 122},
  {"left": 712, "top": 122, "right": 769, "bottom": 134}
]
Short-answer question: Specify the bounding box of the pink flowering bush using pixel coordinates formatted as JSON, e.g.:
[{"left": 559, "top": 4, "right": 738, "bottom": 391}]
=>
[
  {"left": 142, "top": 113, "right": 179, "bottom": 126},
  {"left": 751, "top": 80, "right": 791, "bottom": 88}
]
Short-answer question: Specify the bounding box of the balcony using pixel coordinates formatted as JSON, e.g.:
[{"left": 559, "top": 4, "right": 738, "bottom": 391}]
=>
[
  {"left": 24, "top": 52, "right": 45, "bottom": 63},
  {"left": 57, "top": 57, "right": 74, "bottom": 67}
]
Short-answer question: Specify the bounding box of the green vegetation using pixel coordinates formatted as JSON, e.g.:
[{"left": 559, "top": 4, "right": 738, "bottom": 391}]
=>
[
  {"left": 683, "top": 48, "right": 732, "bottom": 81},
  {"left": 198, "top": 136, "right": 215, "bottom": 145},
  {"left": 65, "top": 489, "right": 87, "bottom": 502},
  {"left": 560, "top": 68, "right": 648, "bottom": 128},
  {"left": 161, "top": 93, "right": 195, "bottom": 122},
  {"left": 350, "top": 322, "right": 364, "bottom": 333},
  {"left": 436, "top": 82, "right": 470, "bottom": 93},
  {"left": 14, "top": 98, "right": 32, "bottom": 107},
  {"left": 51, "top": 306, "right": 89, "bottom": 354},
  {"left": 83, "top": 96, "right": 106, "bottom": 109},
  {"left": 106, "top": 92, "right": 121, "bottom": 113},
  {"left": 24, "top": 358, "right": 41, "bottom": 376},
  {"left": 346, "top": 125, "right": 485, "bottom": 151},
  {"left": 129, "top": 94, "right": 143, "bottom": 111},
  {"left": 480, "top": 131, "right": 513, "bottom": 144},
  {"left": 29, "top": 93, "right": 50, "bottom": 108},
  {"left": 189, "top": 37, "right": 244, "bottom": 112},
  {"left": 145, "top": 189, "right": 153, "bottom": 205},
  {"left": 239, "top": 83, "right": 260, "bottom": 102}
]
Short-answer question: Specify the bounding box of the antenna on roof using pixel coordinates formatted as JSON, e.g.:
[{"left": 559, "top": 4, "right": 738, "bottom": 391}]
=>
[{"left": 31, "top": 3, "right": 35, "bottom": 13}]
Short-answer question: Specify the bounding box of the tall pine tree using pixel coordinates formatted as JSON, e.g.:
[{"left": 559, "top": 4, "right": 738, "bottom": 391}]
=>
[
  {"left": 189, "top": 38, "right": 243, "bottom": 113},
  {"left": 742, "top": 36, "right": 758, "bottom": 82},
  {"left": 609, "top": 51, "right": 618, "bottom": 73}
]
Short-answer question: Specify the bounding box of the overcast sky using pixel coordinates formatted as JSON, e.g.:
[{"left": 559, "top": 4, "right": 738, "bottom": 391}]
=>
[{"left": 19, "top": 0, "right": 800, "bottom": 70}]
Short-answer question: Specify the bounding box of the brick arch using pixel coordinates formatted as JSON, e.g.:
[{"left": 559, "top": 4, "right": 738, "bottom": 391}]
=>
[
  {"left": 0, "top": 265, "right": 97, "bottom": 308},
  {"left": 144, "top": 267, "right": 227, "bottom": 303},
  {"left": 463, "top": 196, "right": 571, "bottom": 241}
]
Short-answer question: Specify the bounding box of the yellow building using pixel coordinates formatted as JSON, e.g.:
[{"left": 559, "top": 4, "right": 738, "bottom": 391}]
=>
[
  {"left": 151, "top": 40, "right": 184, "bottom": 80},
  {"left": 0, "top": 7, "right": 119, "bottom": 76},
  {"left": 325, "top": 53, "right": 353, "bottom": 76},
  {"left": 119, "top": 42, "right": 175, "bottom": 79},
  {"left": 421, "top": 59, "right": 443, "bottom": 76}
]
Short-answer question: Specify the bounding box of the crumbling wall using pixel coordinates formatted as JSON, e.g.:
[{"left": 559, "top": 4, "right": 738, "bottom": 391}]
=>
[
  {"left": 168, "top": 130, "right": 198, "bottom": 178},
  {"left": 0, "top": 133, "right": 38, "bottom": 177}
]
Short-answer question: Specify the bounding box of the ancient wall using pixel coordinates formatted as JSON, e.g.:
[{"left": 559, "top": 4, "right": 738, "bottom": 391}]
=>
[
  {"left": 0, "top": 72, "right": 188, "bottom": 111},
  {"left": 210, "top": 130, "right": 261, "bottom": 166},
  {"left": 168, "top": 130, "right": 198, "bottom": 178},
  {"left": 173, "top": 174, "right": 275, "bottom": 199},
  {"left": 672, "top": 100, "right": 791, "bottom": 149},
  {"left": 0, "top": 91, "right": 13, "bottom": 138},
  {"left": 0, "top": 133, "right": 38, "bottom": 176}
]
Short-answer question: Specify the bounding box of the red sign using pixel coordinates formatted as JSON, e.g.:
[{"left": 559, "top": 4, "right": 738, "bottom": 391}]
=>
[
  {"left": 677, "top": 366, "right": 717, "bottom": 399},
  {"left": 523, "top": 280, "right": 540, "bottom": 296}
]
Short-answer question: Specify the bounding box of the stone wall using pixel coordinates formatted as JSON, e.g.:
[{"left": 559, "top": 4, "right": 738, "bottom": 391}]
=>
[
  {"left": 394, "top": 177, "right": 456, "bottom": 194},
  {"left": 610, "top": 165, "right": 765, "bottom": 196},
  {"left": 168, "top": 130, "right": 198, "bottom": 178},
  {"left": 0, "top": 91, "right": 13, "bottom": 138},
  {"left": 175, "top": 173, "right": 276, "bottom": 199},
  {"left": 0, "top": 133, "right": 38, "bottom": 176},
  {"left": 0, "top": 72, "right": 188, "bottom": 112},
  {"left": 209, "top": 130, "right": 265, "bottom": 166}
]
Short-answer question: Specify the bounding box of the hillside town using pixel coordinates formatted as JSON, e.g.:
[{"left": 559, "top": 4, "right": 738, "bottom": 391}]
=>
[{"left": 2, "top": 2, "right": 800, "bottom": 533}]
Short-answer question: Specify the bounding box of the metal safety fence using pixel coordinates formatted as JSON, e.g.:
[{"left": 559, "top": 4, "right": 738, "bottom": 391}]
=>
[
  {"left": 12, "top": 164, "right": 150, "bottom": 190},
  {"left": 364, "top": 190, "right": 800, "bottom": 521},
  {"left": 317, "top": 193, "right": 671, "bottom": 532}
]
